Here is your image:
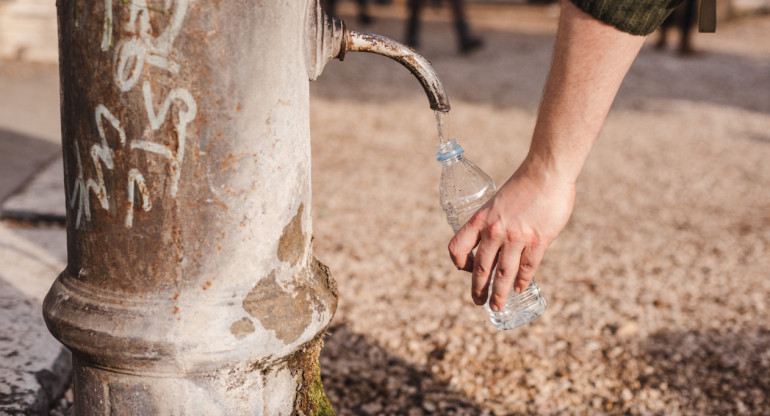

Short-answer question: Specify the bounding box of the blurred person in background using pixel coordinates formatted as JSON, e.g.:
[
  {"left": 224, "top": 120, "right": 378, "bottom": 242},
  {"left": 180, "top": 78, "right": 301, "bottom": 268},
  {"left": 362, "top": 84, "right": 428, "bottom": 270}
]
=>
[
  {"left": 449, "top": 0, "right": 690, "bottom": 312},
  {"left": 656, "top": 0, "right": 700, "bottom": 55},
  {"left": 405, "top": 0, "right": 484, "bottom": 54},
  {"left": 323, "top": 0, "right": 374, "bottom": 25}
]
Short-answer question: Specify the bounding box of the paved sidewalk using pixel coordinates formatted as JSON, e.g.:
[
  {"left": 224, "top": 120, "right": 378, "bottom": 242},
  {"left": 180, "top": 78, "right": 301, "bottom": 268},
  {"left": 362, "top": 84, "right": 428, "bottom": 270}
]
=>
[
  {"left": 0, "top": 187, "right": 70, "bottom": 416},
  {"left": 1, "top": 158, "right": 65, "bottom": 224},
  {"left": 0, "top": 59, "right": 69, "bottom": 415}
]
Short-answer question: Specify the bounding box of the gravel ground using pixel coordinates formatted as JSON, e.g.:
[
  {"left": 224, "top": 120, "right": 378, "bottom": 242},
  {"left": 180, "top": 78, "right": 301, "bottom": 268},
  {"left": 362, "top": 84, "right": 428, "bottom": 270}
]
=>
[
  {"left": 309, "top": 3, "right": 770, "bottom": 415},
  {"left": 41, "top": 3, "right": 768, "bottom": 415}
]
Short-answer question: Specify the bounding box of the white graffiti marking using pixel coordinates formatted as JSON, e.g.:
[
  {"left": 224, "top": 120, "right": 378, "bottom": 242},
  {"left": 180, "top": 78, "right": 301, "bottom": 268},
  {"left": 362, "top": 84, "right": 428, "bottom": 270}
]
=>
[
  {"left": 69, "top": 142, "right": 89, "bottom": 229},
  {"left": 101, "top": 0, "right": 114, "bottom": 51},
  {"left": 69, "top": 106, "right": 127, "bottom": 228},
  {"left": 126, "top": 168, "right": 151, "bottom": 228},
  {"left": 114, "top": 0, "right": 188, "bottom": 91},
  {"left": 72, "top": 0, "right": 196, "bottom": 229},
  {"left": 84, "top": 105, "right": 125, "bottom": 212},
  {"left": 139, "top": 0, "right": 188, "bottom": 73},
  {"left": 132, "top": 81, "right": 197, "bottom": 196},
  {"left": 115, "top": 38, "right": 148, "bottom": 92},
  {"left": 70, "top": 105, "right": 127, "bottom": 227}
]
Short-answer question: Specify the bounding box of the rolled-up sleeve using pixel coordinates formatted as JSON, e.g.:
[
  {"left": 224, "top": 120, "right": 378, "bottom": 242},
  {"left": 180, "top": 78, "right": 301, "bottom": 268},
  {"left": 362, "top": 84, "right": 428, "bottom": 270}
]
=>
[{"left": 569, "top": 0, "right": 686, "bottom": 36}]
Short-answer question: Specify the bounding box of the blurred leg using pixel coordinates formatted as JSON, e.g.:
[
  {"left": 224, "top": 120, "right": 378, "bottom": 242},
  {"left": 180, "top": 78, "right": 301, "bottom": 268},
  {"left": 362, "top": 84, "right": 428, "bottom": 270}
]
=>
[
  {"left": 656, "top": 17, "right": 672, "bottom": 49},
  {"left": 679, "top": 0, "right": 698, "bottom": 55},
  {"left": 450, "top": 0, "right": 482, "bottom": 53},
  {"left": 357, "top": 0, "right": 373, "bottom": 25},
  {"left": 323, "top": 0, "right": 337, "bottom": 17},
  {"left": 406, "top": 0, "right": 424, "bottom": 47}
]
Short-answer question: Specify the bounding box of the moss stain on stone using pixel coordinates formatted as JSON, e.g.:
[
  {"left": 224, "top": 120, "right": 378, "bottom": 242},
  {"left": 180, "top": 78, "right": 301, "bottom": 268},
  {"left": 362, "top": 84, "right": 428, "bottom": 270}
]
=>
[
  {"left": 290, "top": 335, "right": 336, "bottom": 416},
  {"left": 308, "top": 361, "right": 336, "bottom": 416}
]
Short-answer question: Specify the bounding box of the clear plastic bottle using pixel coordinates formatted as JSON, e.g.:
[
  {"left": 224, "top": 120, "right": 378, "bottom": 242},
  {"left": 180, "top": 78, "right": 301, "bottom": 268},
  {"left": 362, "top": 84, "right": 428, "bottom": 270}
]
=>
[{"left": 437, "top": 139, "right": 546, "bottom": 330}]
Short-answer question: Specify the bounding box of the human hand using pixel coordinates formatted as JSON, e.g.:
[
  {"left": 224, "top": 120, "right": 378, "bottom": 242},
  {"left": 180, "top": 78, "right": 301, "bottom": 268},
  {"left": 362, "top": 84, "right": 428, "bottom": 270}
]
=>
[{"left": 448, "top": 160, "right": 575, "bottom": 312}]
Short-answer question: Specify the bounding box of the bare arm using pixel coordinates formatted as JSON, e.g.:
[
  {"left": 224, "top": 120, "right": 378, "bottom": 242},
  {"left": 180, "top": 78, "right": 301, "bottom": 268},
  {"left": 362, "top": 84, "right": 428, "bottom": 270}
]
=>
[{"left": 449, "top": 0, "right": 647, "bottom": 311}]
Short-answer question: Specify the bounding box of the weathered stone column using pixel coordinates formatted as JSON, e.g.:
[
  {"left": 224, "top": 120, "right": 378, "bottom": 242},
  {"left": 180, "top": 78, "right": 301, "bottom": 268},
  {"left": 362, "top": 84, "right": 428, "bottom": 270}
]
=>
[{"left": 44, "top": 0, "right": 341, "bottom": 414}]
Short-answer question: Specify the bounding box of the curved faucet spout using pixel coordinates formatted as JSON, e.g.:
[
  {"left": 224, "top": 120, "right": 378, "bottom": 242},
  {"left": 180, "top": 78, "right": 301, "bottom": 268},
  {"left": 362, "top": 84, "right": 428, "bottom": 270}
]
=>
[{"left": 342, "top": 30, "right": 450, "bottom": 112}]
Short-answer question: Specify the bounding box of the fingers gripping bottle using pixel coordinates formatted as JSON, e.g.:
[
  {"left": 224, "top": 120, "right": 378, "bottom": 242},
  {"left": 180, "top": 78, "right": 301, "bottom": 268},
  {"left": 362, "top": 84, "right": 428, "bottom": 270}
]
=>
[{"left": 437, "top": 139, "right": 546, "bottom": 330}]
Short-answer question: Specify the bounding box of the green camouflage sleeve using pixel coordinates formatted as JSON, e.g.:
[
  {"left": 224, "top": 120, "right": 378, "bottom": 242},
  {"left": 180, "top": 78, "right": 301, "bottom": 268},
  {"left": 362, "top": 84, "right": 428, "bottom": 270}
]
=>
[{"left": 568, "top": 0, "right": 686, "bottom": 36}]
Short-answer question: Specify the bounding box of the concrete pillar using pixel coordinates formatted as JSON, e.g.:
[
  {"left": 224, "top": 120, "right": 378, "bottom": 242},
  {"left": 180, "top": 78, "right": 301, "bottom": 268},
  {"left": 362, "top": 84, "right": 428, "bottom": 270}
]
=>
[{"left": 43, "top": 0, "right": 341, "bottom": 414}]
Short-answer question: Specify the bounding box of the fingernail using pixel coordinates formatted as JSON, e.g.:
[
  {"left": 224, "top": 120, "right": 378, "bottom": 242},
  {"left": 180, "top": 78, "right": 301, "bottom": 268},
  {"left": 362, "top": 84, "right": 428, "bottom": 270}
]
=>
[
  {"left": 514, "top": 285, "right": 523, "bottom": 294},
  {"left": 491, "top": 304, "right": 500, "bottom": 312}
]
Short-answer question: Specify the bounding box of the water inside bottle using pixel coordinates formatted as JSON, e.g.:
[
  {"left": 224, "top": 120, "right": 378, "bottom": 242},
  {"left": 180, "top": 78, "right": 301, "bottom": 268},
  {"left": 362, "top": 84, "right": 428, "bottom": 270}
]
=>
[{"left": 486, "top": 280, "right": 546, "bottom": 330}]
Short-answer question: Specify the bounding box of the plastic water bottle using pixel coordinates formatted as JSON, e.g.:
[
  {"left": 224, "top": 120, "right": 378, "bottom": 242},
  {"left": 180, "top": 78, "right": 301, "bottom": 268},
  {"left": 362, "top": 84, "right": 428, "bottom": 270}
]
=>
[{"left": 436, "top": 139, "right": 546, "bottom": 330}]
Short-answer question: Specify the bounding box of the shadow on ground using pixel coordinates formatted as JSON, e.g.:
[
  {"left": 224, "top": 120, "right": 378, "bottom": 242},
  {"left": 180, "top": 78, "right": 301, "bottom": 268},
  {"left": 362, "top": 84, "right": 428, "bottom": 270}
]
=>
[
  {"left": 638, "top": 328, "right": 770, "bottom": 413},
  {"left": 322, "top": 323, "right": 770, "bottom": 415},
  {"left": 0, "top": 129, "right": 60, "bottom": 203},
  {"left": 321, "top": 323, "right": 486, "bottom": 415}
]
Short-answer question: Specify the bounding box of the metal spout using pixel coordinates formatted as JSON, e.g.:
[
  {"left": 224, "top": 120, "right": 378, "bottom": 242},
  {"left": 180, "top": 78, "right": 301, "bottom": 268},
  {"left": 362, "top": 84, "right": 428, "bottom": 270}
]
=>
[{"left": 340, "top": 30, "right": 451, "bottom": 112}]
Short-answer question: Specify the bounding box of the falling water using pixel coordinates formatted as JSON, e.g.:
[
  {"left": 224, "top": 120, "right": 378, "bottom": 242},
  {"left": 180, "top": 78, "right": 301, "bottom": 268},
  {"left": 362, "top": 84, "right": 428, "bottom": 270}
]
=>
[{"left": 435, "top": 110, "right": 450, "bottom": 143}]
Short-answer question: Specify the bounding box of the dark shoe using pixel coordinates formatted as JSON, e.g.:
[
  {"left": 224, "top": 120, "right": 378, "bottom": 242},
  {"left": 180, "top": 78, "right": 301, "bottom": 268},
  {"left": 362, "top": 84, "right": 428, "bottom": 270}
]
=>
[
  {"left": 406, "top": 31, "right": 419, "bottom": 48},
  {"left": 678, "top": 43, "right": 698, "bottom": 56},
  {"left": 460, "top": 37, "right": 483, "bottom": 54},
  {"left": 359, "top": 12, "right": 373, "bottom": 25}
]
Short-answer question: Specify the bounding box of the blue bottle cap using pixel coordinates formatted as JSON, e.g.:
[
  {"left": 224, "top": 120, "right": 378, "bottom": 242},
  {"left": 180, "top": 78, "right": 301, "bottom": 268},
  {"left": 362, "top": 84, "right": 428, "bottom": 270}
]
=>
[{"left": 436, "top": 140, "right": 464, "bottom": 162}]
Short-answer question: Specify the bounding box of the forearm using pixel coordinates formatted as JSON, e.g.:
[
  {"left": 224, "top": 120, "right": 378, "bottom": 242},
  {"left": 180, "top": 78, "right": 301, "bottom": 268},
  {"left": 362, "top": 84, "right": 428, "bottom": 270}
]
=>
[
  {"left": 523, "top": 0, "right": 646, "bottom": 183},
  {"left": 449, "top": 0, "right": 658, "bottom": 313}
]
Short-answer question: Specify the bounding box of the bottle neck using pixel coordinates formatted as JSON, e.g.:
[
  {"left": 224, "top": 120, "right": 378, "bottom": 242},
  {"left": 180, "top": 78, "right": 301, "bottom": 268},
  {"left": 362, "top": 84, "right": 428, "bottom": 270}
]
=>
[
  {"left": 436, "top": 139, "right": 464, "bottom": 166},
  {"left": 439, "top": 154, "right": 464, "bottom": 166}
]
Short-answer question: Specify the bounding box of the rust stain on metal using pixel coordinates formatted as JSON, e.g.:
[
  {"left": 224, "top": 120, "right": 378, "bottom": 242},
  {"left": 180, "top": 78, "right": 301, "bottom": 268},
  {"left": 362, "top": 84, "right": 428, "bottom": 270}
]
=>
[
  {"left": 219, "top": 152, "right": 255, "bottom": 173},
  {"left": 213, "top": 198, "right": 229, "bottom": 210},
  {"left": 341, "top": 29, "right": 450, "bottom": 111},
  {"left": 220, "top": 153, "right": 238, "bottom": 171},
  {"left": 277, "top": 203, "right": 306, "bottom": 266},
  {"left": 229, "top": 317, "right": 255, "bottom": 340}
]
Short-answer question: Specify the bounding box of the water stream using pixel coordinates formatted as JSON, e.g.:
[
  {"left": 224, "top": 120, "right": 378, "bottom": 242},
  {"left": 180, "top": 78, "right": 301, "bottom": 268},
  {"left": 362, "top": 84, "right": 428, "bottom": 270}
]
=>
[{"left": 435, "top": 110, "right": 450, "bottom": 143}]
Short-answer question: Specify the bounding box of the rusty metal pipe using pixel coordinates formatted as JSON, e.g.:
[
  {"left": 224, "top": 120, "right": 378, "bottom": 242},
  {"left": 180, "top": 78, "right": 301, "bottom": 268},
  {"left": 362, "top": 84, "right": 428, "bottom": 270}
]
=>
[
  {"left": 341, "top": 30, "right": 450, "bottom": 112},
  {"left": 42, "top": 0, "right": 449, "bottom": 412},
  {"left": 44, "top": 0, "right": 340, "bottom": 414}
]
